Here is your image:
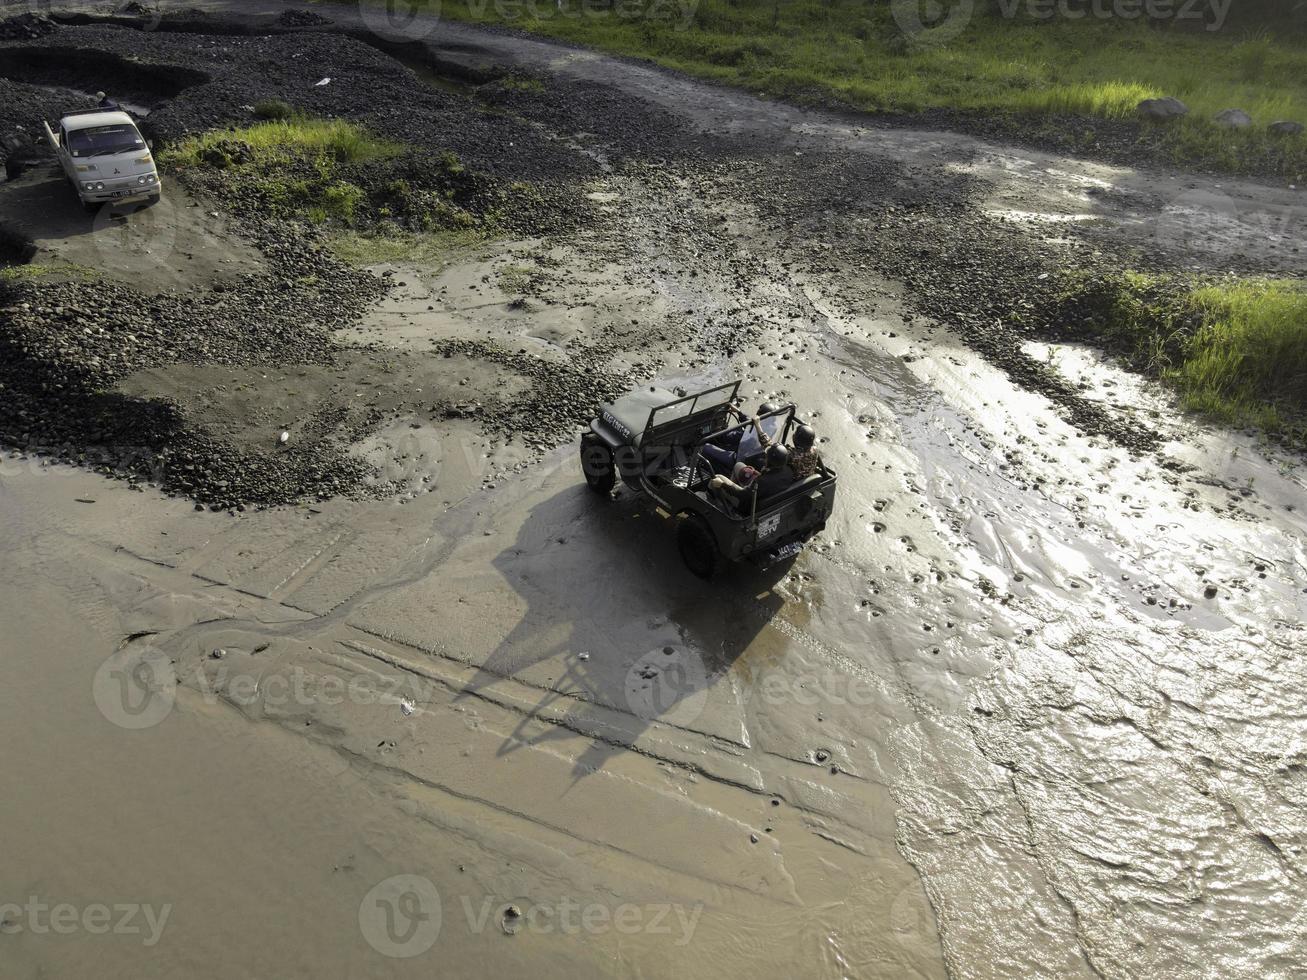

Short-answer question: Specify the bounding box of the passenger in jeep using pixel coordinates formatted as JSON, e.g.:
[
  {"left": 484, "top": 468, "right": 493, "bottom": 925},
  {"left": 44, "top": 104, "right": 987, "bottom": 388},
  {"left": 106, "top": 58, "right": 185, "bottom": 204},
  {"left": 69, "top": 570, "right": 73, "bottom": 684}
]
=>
[
  {"left": 789, "top": 425, "right": 823, "bottom": 479},
  {"left": 708, "top": 444, "right": 793, "bottom": 507}
]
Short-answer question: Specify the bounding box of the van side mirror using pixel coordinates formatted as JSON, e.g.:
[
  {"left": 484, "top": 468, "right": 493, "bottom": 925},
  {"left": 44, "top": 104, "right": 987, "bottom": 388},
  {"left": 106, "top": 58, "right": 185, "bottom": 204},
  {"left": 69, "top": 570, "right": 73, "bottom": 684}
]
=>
[{"left": 147, "top": 139, "right": 154, "bottom": 150}]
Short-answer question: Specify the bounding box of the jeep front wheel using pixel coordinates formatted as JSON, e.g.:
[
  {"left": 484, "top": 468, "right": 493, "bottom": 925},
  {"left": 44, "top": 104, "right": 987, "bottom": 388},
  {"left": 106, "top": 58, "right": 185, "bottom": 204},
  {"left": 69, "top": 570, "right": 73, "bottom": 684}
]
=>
[{"left": 580, "top": 435, "right": 615, "bottom": 495}]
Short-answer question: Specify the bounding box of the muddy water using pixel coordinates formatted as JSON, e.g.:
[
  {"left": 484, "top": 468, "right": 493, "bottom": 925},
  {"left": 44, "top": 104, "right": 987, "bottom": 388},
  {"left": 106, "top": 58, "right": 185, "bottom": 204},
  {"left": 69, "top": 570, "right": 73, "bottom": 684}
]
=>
[
  {"left": 4, "top": 3, "right": 1307, "bottom": 977},
  {"left": 5, "top": 199, "right": 1304, "bottom": 978}
]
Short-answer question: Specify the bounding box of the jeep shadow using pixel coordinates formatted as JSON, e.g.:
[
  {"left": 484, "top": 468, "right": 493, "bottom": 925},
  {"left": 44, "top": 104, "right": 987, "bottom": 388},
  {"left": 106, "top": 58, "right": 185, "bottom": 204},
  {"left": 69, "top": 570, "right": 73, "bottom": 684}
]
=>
[{"left": 456, "top": 480, "right": 792, "bottom": 780}]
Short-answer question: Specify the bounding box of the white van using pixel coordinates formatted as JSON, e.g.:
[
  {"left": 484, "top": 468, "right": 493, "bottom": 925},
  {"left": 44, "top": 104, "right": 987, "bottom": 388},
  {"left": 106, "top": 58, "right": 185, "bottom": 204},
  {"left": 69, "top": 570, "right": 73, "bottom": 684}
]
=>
[{"left": 43, "top": 108, "right": 162, "bottom": 210}]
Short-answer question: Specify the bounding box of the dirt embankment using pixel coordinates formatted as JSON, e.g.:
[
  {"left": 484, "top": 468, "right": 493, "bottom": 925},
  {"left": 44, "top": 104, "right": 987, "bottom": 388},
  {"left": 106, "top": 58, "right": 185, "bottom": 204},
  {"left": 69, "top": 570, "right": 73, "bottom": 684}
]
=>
[{"left": 0, "top": 20, "right": 663, "bottom": 507}]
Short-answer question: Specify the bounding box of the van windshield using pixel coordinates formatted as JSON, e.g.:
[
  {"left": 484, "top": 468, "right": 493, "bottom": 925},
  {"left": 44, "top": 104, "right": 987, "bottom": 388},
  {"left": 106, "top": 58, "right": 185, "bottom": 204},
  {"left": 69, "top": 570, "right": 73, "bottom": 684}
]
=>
[{"left": 68, "top": 123, "right": 146, "bottom": 158}]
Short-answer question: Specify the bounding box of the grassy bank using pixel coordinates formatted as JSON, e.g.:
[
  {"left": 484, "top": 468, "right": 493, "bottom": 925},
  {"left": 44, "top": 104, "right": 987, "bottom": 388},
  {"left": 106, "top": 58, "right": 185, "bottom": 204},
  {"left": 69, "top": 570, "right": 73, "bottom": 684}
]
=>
[
  {"left": 163, "top": 116, "right": 405, "bottom": 169},
  {"left": 1056, "top": 273, "right": 1307, "bottom": 437},
  {"left": 161, "top": 117, "right": 497, "bottom": 241},
  {"left": 368, "top": 0, "right": 1307, "bottom": 177}
]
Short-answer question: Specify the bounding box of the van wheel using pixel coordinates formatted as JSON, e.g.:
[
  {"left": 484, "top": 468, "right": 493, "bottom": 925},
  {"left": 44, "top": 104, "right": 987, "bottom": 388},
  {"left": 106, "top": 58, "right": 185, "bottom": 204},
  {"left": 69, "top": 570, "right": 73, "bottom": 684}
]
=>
[
  {"left": 580, "top": 435, "right": 615, "bottom": 495},
  {"left": 81, "top": 200, "right": 99, "bottom": 215},
  {"left": 677, "top": 514, "right": 721, "bottom": 580}
]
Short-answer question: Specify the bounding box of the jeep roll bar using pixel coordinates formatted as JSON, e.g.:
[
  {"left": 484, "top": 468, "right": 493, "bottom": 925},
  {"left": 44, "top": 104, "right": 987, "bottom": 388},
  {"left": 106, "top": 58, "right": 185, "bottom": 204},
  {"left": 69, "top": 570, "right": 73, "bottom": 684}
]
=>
[{"left": 688, "top": 404, "right": 800, "bottom": 526}]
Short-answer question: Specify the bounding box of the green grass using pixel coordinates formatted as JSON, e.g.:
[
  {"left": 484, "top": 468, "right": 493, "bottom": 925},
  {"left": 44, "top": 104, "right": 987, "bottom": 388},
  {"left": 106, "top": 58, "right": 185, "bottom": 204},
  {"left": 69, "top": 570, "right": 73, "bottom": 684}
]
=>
[
  {"left": 0, "top": 262, "right": 100, "bottom": 283},
  {"left": 163, "top": 116, "right": 497, "bottom": 265},
  {"left": 356, "top": 0, "right": 1307, "bottom": 175},
  {"left": 328, "top": 227, "right": 491, "bottom": 266},
  {"left": 252, "top": 98, "right": 297, "bottom": 121},
  {"left": 161, "top": 118, "right": 404, "bottom": 169},
  {"left": 1177, "top": 280, "right": 1307, "bottom": 429},
  {"left": 161, "top": 119, "right": 412, "bottom": 226},
  {"left": 1056, "top": 273, "right": 1307, "bottom": 437}
]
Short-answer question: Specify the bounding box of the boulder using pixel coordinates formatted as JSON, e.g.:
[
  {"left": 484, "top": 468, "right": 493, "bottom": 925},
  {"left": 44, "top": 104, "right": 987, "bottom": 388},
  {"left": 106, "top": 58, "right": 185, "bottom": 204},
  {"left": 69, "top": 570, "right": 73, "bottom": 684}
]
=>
[
  {"left": 0, "top": 12, "right": 57, "bottom": 39},
  {"left": 1214, "top": 108, "right": 1252, "bottom": 129},
  {"left": 1268, "top": 120, "right": 1305, "bottom": 136},
  {"left": 198, "top": 139, "right": 254, "bottom": 169},
  {"left": 1138, "top": 97, "right": 1189, "bottom": 121}
]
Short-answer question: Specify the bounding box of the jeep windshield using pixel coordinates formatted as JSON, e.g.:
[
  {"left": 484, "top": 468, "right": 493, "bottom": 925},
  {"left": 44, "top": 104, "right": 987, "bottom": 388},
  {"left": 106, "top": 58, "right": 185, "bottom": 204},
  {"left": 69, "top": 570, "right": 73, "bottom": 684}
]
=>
[{"left": 68, "top": 123, "right": 146, "bottom": 158}]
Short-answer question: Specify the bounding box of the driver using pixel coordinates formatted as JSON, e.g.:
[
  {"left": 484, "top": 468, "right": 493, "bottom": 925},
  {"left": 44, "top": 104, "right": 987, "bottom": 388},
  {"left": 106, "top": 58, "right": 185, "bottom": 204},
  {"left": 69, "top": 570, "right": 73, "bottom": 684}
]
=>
[{"left": 701, "top": 402, "right": 781, "bottom": 474}]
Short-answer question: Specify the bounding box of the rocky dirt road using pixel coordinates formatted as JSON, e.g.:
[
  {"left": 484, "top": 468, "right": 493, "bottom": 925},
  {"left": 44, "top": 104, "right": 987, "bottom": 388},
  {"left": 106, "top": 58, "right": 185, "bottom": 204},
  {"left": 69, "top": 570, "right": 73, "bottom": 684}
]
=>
[{"left": 1, "top": 3, "right": 1305, "bottom": 978}]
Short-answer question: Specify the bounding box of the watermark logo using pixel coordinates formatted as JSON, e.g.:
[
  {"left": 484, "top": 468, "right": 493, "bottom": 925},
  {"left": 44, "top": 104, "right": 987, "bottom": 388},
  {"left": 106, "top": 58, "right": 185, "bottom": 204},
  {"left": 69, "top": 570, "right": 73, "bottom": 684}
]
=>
[
  {"left": 891, "top": 0, "right": 1232, "bottom": 42},
  {"left": 887, "top": 881, "right": 933, "bottom": 949},
  {"left": 0, "top": 897, "right": 172, "bottom": 947},
  {"left": 465, "top": 896, "right": 702, "bottom": 943},
  {"left": 356, "top": 882, "right": 703, "bottom": 953},
  {"left": 89, "top": 191, "right": 181, "bottom": 272},
  {"left": 93, "top": 644, "right": 177, "bottom": 730},
  {"left": 356, "top": 0, "right": 700, "bottom": 42},
  {"left": 196, "top": 662, "right": 430, "bottom": 716},
  {"left": 890, "top": 0, "right": 976, "bottom": 46},
  {"left": 359, "top": 875, "right": 443, "bottom": 958},
  {"left": 357, "top": 0, "right": 442, "bottom": 42},
  {"left": 757, "top": 669, "right": 882, "bottom": 708},
  {"left": 1150, "top": 188, "right": 1304, "bottom": 264},
  {"left": 623, "top": 645, "right": 708, "bottom": 727},
  {"left": 996, "top": 0, "right": 1232, "bottom": 31}
]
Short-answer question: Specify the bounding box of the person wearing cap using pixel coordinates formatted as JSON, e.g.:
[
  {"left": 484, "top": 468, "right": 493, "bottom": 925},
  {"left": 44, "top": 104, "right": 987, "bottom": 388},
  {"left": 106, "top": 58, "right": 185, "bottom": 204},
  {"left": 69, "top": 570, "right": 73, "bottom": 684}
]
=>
[{"left": 709, "top": 444, "right": 793, "bottom": 505}]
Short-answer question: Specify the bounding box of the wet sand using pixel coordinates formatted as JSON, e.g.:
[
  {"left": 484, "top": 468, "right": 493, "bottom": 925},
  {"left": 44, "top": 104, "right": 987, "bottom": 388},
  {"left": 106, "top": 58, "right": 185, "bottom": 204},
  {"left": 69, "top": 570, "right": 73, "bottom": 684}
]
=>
[{"left": 3, "top": 3, "right": 1307, "bottom": 977}]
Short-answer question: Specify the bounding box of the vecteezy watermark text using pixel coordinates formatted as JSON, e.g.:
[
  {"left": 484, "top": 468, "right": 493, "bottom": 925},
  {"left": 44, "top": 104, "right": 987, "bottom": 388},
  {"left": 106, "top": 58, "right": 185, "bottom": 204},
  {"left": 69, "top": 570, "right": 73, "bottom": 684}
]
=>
[
  {"left": 358, "top": 0, "right": 698, "bottom": 43},
  {"left": 358, "top": 874, "right": 703, "bottom": 958},
  {"left": 892, "top": 0, "right": 1231, "bottom": 45},
  {"left": 0, "top": 897, "right": 172, "bottom": 947},
  {"left": 995, "top": 0, "right": 1231, "bottom": 28}
]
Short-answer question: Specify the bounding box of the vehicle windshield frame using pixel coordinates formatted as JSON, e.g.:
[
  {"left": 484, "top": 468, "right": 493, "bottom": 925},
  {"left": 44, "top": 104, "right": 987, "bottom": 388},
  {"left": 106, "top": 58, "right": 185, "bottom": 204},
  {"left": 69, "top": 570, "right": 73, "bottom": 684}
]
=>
[
  {"left": 643, "top": 380, "right": 741, "bottom": 434},
  {"left": 67, "top": 122, "right": 146, "bottom": 158}
]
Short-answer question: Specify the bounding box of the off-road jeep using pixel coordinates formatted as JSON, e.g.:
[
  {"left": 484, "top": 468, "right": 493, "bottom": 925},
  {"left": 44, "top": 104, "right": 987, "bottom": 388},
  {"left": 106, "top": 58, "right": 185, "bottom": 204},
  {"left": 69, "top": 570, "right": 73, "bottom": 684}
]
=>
[{"left": 580, "top": 381, "right": 837, "bottom": 578}]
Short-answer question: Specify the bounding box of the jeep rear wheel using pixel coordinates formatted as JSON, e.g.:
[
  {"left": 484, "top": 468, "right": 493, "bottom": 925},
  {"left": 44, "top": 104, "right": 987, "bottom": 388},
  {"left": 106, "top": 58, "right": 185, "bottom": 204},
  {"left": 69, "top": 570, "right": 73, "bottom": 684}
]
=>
[
  {"left": 677, "top": 514, "right": 721, "bottom": 580},
  {"left": 580, "top": 435, "right": 615, "bottom": 495}
]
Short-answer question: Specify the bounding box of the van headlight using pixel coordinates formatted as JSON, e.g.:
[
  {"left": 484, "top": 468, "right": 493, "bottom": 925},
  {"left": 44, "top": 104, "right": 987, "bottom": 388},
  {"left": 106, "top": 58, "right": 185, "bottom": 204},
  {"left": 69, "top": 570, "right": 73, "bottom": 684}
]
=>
[
  {"left": 83, "top": 182, "right": 94, "bottom": 191},
  {"left": 137, "top": 174, "right": 157, "bottom": 184}
]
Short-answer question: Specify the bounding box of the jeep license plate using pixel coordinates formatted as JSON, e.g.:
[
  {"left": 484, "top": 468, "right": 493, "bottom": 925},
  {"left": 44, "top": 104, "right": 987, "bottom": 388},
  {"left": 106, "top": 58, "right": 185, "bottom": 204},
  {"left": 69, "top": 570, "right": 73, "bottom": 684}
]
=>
[{"left": 773, "top": 540, "right": 803, "bottom": 561}]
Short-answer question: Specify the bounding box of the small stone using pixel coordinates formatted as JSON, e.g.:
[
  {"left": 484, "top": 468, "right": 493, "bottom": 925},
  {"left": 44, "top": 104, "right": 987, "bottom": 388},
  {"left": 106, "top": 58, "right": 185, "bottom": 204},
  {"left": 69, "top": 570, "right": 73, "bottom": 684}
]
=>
[
  {"left": 1269, "top": 120, "right": 1304, "bottom": 136},
  {"left": 1214, "top": 108, "right": 1252, "bottom": 129},
  {"left": 1138, "top": 97, "right": 1188, "bottom": 121}
]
